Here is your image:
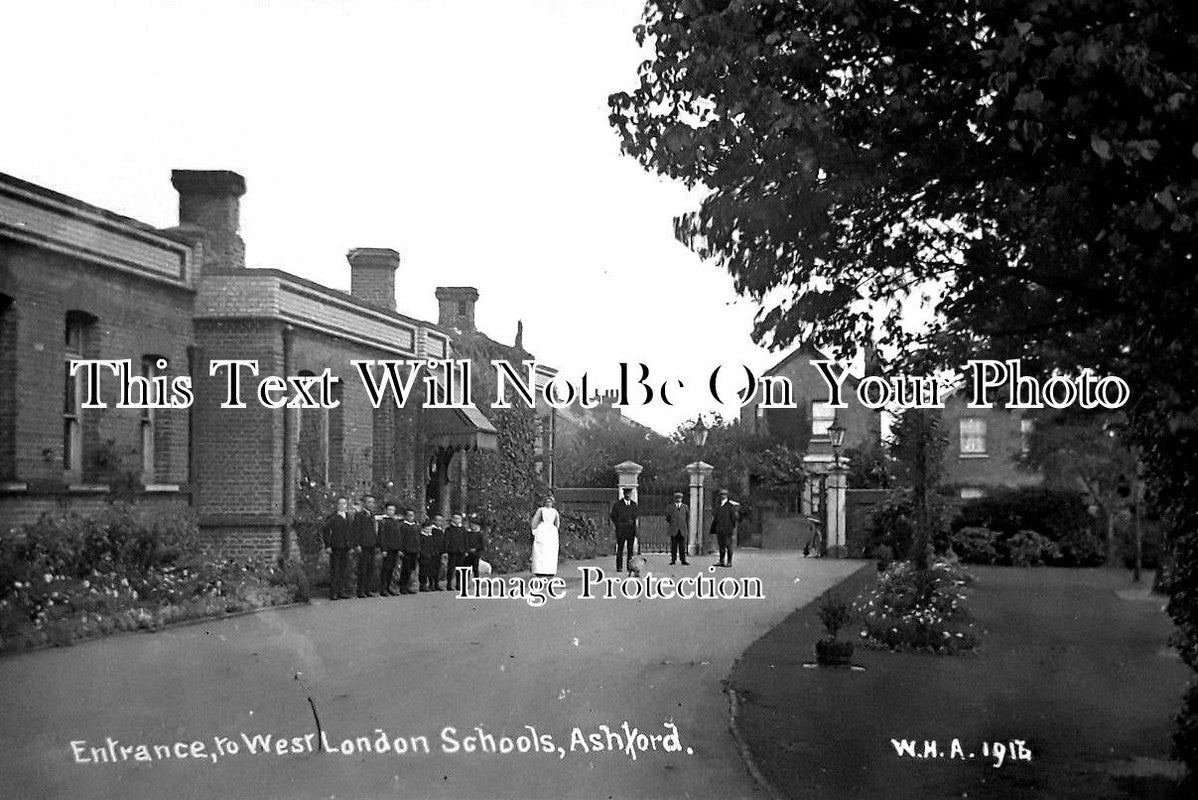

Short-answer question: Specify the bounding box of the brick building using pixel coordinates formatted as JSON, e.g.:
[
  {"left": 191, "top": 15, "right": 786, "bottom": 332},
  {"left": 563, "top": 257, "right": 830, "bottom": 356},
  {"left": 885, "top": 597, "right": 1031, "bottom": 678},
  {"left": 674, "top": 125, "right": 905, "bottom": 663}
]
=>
[
  {"left": 939, "top": 390, "right": 1041, "bottom": 499},
  {"left": 0, "top": 169, "right": 498, "bottom": 554}
]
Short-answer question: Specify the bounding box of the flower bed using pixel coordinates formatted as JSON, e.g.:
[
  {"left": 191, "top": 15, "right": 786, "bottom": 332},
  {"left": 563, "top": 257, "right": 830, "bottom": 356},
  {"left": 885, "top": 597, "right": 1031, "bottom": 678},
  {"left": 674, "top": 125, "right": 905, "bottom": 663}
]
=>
[
  {"left": 0, "top": 505, "right": 307, "bottom": 655},
  {"left": 852, "top": 558, "right": 980, "bottom": 654}
]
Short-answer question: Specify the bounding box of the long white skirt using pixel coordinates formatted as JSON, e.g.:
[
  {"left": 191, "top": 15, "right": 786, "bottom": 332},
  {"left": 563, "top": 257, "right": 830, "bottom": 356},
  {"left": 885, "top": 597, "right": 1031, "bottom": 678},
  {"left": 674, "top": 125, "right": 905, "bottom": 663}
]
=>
[{"left": 531, "top": 521, "right": 559, "bottom": 575}]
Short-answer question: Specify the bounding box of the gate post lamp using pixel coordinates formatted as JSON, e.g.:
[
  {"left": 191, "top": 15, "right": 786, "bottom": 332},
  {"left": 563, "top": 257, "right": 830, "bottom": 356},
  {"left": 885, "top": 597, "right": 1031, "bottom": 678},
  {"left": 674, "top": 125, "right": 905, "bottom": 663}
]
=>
[
  {"left": 690, "top": 416, "right": 709, "bottom": 448},
  {"left": 828, "top": 413, "right": 847, "bottom": 468}
]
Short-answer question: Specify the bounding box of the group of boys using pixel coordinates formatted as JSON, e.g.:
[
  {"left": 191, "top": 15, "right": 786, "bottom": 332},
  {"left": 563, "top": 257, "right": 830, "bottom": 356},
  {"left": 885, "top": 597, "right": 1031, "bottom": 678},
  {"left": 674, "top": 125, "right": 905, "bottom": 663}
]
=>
[{"left": 320, "top": 494, "right": 488, "bottom": 600}]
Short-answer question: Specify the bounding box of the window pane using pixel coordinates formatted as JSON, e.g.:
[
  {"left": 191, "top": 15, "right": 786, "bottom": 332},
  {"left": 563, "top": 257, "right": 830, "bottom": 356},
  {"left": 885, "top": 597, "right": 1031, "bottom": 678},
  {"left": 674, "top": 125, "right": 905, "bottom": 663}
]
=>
[
  {"left": 959, "top": 418, "right": 987, "bottom": 454},
  {"left": 811, "top": 401, "right": 835, "bottom": 436},
  {"left": 63, "top": 366, "right": 75, "bottom": 413}
]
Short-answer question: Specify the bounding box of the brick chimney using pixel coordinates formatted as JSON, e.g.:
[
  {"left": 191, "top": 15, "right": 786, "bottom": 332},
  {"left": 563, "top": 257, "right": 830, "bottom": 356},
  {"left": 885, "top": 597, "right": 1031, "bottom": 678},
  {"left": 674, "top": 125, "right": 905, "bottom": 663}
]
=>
[
  {"left": 347, "top": 248, "right": 400, "bottom": 309},
  {"left": 435, "top": 287, "right": 479, "bottom": 331},
  {"left": 171, "top": 170, "right": 246, "bottom": 271}
]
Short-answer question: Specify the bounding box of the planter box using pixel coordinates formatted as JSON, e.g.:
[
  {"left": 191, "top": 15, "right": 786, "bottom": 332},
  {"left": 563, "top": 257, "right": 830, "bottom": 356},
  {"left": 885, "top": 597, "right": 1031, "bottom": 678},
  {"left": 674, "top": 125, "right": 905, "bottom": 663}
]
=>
[{"left": 815, "top": 637, "right": 855, "bottom": 666}]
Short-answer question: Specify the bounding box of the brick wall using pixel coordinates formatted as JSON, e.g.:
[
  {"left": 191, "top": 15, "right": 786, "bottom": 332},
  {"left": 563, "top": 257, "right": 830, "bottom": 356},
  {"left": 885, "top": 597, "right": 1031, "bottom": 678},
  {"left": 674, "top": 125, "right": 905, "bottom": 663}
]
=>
[
  {"left": 940, "top": 395, "right": 1042, "bottom": 494},
  {"left": 289, "top": 327, "right": 430, "bottom": 510},
  {"left": 192, "top": 319, "right": 284, "bottom": 519},
  {"left": 0, "top": 241, "right": 194, "bottom": 523},
  {"left": 0, "top": 491, "right": 190, "bottom": 533}
]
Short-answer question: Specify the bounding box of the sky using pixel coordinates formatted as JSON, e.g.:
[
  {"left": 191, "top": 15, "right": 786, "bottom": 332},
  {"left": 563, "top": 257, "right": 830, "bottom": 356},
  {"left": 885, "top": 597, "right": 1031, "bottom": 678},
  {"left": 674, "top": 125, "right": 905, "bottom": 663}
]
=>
[{"left": 0, "top": 0, "right": 813, "bottom": 434}]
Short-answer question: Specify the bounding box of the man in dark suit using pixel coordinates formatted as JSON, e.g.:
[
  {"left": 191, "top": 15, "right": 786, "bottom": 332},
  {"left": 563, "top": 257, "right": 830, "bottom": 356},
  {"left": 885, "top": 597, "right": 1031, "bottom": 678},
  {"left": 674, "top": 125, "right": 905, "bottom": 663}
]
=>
[
  {"left": 445, "top": 512, "right": 468, "bottom": 590},
  {"left": 398, "top": 507, "right": 421, "bottom": 594},
  {"left": 377, "top": 502, "right": 402, "bottom": 596},
  {"left": 609, "top": 487, "right": 639, "bottom": 573},
  {"left": 321, "top": 496, "right": 354, "bottom": 600},
  {"left": 665, "top": 491, "right": 690, "bottom": 566},
  {"left": 710, "top": 488, "right": 739, "bottom": 567},
  {"left": 353, "top": 495, "right": 380, "bottom": 597}
]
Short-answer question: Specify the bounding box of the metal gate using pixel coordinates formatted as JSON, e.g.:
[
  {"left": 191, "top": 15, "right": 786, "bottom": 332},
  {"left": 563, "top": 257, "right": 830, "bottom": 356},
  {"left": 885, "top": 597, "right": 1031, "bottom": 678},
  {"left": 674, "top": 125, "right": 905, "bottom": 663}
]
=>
[
  {"left": 808, "top": 474, "right": 827, "bottom": 555},
  {"left": 635, "top": 488, "right": 686, "bottom": 554}
]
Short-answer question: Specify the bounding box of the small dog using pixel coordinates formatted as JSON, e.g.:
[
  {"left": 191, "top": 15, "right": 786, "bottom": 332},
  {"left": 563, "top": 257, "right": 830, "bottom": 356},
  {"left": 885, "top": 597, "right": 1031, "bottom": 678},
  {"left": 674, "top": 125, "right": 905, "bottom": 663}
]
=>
[{"left": 627, "top": 555, "right": 648, "bottom": 578}]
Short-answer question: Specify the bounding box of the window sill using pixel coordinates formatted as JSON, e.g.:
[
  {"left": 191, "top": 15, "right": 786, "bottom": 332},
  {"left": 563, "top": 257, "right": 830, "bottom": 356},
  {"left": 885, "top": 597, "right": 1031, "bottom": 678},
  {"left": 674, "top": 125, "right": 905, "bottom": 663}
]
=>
[
  {"left": 0, "top": 481, "right": 28, "bottom": 493},
  {"left": 958, "top": 453, "right": 989, "bottom": 459},
  {"left": 143, "top": 483, "right": 182, "bottom": 493},
  {"left": 66, "top": 484, "right": 111, "bottom": 493}
]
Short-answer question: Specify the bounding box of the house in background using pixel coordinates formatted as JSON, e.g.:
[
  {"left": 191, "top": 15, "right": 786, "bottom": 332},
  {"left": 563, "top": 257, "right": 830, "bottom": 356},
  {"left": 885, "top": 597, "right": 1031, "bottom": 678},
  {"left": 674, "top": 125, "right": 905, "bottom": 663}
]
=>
[
  {"left": 939, "top": 389, "right": 1042, "bottom": 499},
  {"left": 739, "top": 342, "right": 883, "bottom": 519}
]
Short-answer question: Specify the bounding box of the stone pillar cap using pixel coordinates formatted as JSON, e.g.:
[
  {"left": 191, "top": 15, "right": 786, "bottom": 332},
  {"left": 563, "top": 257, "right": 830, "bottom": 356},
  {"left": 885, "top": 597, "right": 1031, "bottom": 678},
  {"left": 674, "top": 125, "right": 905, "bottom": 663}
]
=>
[{"left": 614, "top": 460, "right": 643, "bottom": 475}]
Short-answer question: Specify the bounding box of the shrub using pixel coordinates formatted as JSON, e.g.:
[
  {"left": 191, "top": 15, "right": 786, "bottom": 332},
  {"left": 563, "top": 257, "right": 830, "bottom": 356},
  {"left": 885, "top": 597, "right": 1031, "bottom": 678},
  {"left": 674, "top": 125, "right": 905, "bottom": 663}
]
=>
[
  {"left": 865, "top": 494, "right": 915, "bottom": 561},
  {"left": 0, "top": 505, "right": 308, "bottom": 655},
  {"left": 953, "top": 487, "right": 1110, "bottom": 566},
  {"left": 1007, "top": 530, "right": 1059, "bottom": 567},
  {"left": 558, "top": 512, "right": 598, "bottom": 561},
  {"left": 852, "top": 558, "right": 980, "bottom": 654},
  {"left": 951, "top": 526, "right": 1000, "bottom": 565},
  {"left": 873, "top": 544, "right": 894, "bottom": 571},
  {"left": 817, "top": 593, "right": 853, "bottom": 639}
]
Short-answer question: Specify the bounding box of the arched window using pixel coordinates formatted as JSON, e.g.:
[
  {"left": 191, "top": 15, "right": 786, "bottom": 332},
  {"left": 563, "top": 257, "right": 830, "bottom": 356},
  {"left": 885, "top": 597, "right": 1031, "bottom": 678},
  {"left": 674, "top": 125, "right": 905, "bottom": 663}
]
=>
[
  {"left": 0, "top": 294, "right": 14, "bottom": 480},
  {"left": 297, "top": 370, "right": 329, "bottom": 485},
  {"left": 63, "top": 311, "right": 97, "bottom": 480},
  {"left": 140, "top": 355, "right": 167, "bottom": 480}
]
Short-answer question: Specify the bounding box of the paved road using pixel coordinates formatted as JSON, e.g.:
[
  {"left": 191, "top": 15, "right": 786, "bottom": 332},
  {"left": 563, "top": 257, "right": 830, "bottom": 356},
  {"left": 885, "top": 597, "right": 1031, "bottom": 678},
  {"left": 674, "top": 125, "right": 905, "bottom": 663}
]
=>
[{"left": 0, "top": 552, "right": 865, "bottom": 800}]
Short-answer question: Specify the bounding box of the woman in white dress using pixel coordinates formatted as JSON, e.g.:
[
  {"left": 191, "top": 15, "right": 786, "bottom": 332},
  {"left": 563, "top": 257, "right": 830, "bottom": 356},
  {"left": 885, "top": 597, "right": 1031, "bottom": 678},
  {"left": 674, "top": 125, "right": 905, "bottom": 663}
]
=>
[{"left": 530, "top": 495, "right": 560, "bottom": 578}]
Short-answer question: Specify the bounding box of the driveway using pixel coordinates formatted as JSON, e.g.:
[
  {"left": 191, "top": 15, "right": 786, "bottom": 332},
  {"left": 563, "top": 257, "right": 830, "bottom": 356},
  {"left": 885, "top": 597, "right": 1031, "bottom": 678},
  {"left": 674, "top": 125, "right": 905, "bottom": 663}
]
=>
[{"left": 0, "top": 552, "right": 866, "bottom": 799}]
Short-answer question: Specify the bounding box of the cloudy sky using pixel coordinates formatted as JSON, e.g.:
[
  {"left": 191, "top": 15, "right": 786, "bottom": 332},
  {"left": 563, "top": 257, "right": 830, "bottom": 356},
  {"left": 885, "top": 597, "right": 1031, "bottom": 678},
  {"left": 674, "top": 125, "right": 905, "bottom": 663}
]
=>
[{"left": 0, "top": 0, "right": 809, "bottom": 434}]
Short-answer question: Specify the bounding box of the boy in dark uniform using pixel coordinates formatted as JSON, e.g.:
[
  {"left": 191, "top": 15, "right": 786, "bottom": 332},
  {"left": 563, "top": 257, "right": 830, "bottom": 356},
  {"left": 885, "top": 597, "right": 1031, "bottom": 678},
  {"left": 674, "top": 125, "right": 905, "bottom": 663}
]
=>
[
  {"left": 398, "top": 508, "right": 420, "bottom": 594},
  {"left": 377, "top": 502, "right": 402, "bottom": 596},
  {"left": 445, "top": 512, "right": 468, "bottom": 590},
  {"left": 465, "top": 516, "right": 488, "bottom": 577},
  {"left": 418, "top": 515, "right": 446, "bottom": 591},
  {"left": 353, "top": 495, "right": 380, "bottom": 597},
  {"left": 430, "top": 514, "right": 447, "bottom": 590},
  {"left": 321, "top": 496, "right": 353, "bottom": 600}
]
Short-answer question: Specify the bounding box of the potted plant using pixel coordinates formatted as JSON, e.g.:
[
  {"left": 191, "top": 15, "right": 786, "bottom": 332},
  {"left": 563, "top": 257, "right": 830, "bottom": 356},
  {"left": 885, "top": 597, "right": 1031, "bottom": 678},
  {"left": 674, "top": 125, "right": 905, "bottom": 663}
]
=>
[{"left": 815, "top": 593, "right": 855, "bottom": 666}]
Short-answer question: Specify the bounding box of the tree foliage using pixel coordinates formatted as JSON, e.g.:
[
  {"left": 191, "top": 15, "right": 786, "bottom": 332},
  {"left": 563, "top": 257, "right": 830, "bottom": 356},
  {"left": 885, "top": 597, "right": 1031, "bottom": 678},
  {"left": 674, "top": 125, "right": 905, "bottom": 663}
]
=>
[
  {"left": 889, "top": 409, "right": 948, "bottom": 569},
  {"left": 612, "top": 1, "right": 1198, "bottom": 780},
  {"left": 1023, "top": 409, "right": 1138, "bottom": 564}
]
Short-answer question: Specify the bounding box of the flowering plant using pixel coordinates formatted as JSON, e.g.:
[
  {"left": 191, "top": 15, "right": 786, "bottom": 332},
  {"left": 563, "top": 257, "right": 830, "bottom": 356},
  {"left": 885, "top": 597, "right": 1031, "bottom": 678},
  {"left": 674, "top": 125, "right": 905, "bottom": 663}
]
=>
[{"left": 852, "top": 558, "right": 980, "bottom": 654}]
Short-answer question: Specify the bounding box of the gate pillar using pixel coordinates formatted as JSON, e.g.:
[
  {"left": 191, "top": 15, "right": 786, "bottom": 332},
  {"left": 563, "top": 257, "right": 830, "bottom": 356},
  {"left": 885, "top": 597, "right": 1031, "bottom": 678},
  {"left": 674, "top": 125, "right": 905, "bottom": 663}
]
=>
[
  {"left": 824, "top": 460, "right": 849, "bottom": 557},
  {"left": 685, "top": 461, "right": 713, "bottom": 556}
]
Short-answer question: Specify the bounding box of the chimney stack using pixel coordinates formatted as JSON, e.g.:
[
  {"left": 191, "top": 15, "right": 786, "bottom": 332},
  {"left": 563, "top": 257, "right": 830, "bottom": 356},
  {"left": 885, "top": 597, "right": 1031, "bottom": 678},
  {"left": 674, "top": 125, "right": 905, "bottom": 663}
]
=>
[
  {"left": 171, "top": 170, "right": 246, "bottom": 271},
  {"left": 435, "top": 287, "right": 479, "bottom": 331},
  {"left": 347, "top": 248, "right": 401, "bottom": 310}
]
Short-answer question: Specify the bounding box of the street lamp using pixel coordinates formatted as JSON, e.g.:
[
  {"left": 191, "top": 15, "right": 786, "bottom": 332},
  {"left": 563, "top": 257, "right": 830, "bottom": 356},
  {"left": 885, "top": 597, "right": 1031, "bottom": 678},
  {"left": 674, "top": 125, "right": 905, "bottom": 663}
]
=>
[
  {"left": 828, "top": 412, "right": 847, "bottom": 467},
  {"left": 690, "top": 416, "right": 709, "bottom": 448}
]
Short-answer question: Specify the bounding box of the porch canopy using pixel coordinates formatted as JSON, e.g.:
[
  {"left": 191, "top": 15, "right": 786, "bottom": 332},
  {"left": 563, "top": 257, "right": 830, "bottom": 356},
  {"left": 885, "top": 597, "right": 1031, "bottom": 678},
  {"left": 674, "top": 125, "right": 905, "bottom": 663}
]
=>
[{"left": 424, "top": 404, "right": 498, "bottom": 452}]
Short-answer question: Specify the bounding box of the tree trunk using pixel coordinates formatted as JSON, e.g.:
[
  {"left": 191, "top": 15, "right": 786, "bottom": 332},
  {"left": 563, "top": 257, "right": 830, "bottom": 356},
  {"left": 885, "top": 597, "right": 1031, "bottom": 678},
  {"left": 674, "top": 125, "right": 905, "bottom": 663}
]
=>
[{"left": 1105, "top": 511, "right": 1118, "bottom": 567}]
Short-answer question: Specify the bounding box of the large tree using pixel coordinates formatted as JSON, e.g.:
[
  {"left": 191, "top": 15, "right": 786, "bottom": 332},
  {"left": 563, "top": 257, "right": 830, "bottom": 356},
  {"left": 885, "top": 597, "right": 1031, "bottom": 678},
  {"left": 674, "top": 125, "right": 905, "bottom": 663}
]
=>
[{"left": 610, "top": 0, "right": 1198, "bottom": 781}]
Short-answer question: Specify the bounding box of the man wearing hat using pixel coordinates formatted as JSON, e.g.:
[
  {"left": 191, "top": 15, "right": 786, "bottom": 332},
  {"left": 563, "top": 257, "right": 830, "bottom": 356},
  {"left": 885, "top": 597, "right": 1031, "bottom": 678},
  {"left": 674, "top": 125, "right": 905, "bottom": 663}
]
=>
[
  {"left": 665, "top": 491, "right": 690, "bottom": 565},
  {"left": 609, "top": 487, "right": 639, "bottom": 573},
  {"left": 709, "top": 488, "right": 739, "bottom": 567}
]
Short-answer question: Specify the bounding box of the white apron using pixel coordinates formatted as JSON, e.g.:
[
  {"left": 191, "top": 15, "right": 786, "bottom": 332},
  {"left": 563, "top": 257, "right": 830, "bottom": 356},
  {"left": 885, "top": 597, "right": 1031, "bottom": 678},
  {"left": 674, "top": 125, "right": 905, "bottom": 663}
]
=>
[{"left": 531, "top": 507, "right": 559, "bottom": 575}]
